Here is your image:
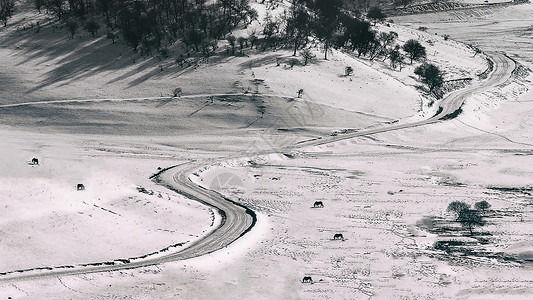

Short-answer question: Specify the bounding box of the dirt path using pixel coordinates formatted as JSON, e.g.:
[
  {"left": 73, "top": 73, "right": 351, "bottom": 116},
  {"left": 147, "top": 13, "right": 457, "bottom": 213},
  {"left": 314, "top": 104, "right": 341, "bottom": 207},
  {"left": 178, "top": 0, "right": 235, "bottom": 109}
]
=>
[{"left": 0, "top": 52, "right": 514, "bottom": 282}]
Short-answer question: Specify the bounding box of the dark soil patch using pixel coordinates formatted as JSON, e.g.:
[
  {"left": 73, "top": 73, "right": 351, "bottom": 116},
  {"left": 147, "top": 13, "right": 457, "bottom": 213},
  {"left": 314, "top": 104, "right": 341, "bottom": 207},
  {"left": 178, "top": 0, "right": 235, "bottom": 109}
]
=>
[
  {"left": 488, "top": 186, "right": 533, "bottom": 196},
  {"left": 418, "top": 215, "right": 520, "bottom": 265},
  {"left": 440, "top": 108, "right": 463, "bottom": 120}
]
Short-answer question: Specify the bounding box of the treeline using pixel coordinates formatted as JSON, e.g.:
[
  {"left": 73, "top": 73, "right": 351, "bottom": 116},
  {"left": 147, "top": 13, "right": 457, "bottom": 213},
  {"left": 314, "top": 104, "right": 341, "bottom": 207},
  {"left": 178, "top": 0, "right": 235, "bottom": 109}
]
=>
[
  {"left": 9, "top": 0, "right": 433, "bottom": 76},
  {"left": 31, "top": 0, "right": 258, "bottom": 54}
]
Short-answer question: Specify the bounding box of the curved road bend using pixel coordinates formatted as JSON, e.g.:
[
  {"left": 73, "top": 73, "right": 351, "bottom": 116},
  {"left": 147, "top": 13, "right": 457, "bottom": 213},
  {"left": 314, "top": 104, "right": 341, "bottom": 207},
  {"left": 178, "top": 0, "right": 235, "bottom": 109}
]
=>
[
  {"left": 303, "top": 52, "right": 514, "bottom": 147},
  {"left": 0, "top": 162, "right": 256, "bottom": 282},
  {"left": 0, "top": 52, "right": 513, "bottom": 282}
]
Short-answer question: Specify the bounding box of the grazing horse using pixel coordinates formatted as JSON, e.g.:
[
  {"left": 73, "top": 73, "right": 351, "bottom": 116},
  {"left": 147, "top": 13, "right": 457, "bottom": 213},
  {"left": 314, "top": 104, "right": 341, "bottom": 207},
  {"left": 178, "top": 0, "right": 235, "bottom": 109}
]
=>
[
  {"left": 31, "top": 158, "right": 39, "bottom": 165},
  {"left": 313, "top": 201, "right": 324, "bottom": 208},
  {"left": 77, "top": 184, "right": 85, "bottom": 191},
  {"left": 302, "top": 276, "right": 313, "bottom": 283},
  {"left": 333, "top": 233, "right": 344, "bottom": 240}
]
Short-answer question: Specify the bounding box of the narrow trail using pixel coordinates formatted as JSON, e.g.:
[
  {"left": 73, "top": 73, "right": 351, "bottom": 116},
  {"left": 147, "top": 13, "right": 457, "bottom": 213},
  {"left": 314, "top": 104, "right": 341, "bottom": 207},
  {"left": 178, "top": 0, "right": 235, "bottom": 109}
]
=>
[{"left": 0, "top": 52, "right": 514, "bottom": 283}]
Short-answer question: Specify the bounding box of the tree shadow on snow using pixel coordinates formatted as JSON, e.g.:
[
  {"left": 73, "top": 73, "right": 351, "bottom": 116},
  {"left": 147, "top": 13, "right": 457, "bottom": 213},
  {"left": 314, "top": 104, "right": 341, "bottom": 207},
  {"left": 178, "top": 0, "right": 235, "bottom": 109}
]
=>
[{"left": 1, "top": 18, "right": 211, "bottom": 93}]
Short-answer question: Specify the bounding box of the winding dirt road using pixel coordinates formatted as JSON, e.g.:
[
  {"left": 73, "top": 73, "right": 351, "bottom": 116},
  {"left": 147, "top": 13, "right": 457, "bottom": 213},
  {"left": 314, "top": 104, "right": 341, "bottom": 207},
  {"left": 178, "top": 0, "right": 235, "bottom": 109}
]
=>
[
  {"left": 304, "top": 52, "right": 514, "bottom": 146},
  {"left": 0, "top": 52, "right": 514, "bottom": 282}
]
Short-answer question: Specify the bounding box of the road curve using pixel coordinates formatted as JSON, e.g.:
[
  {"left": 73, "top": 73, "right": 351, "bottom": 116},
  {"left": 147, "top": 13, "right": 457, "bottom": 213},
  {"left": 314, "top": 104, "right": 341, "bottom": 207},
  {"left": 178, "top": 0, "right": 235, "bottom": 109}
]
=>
[
  {"left": 0, "top": 161, "right": 256, "bottom": 282},
  {"left": 0, "top": 52, "right": 513, "bottom": 282},
  {"left": 302, "top": 52, "right": 514, "bottom": 147}
]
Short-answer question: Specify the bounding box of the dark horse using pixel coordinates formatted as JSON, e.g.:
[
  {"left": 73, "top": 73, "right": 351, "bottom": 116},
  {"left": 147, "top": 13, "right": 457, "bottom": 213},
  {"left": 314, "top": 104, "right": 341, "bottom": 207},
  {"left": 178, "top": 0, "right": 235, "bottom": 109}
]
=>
[
  {"left": 313, "top": 201, "right": 324, "bottom": 208},
  {"left": 77, "top": 184, "right": 85, "bottom": 191},
  {"left": 302, "top": 276, "right": 313, "bottom": 283},
  {"left": 31, "top": 158, "right": 39, "bottom": 165},
  {"left": 333, "top": 233, "right": 344, "bottom": 240}
]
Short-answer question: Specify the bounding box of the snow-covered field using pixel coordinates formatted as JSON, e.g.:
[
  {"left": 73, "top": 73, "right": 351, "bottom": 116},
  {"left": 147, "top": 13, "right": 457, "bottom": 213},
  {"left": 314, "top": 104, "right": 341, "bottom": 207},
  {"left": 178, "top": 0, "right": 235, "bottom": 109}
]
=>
[
  {"left": 2, "top": 2, "right": 533, "bottom": 299},
  {"left": 0, "top": 129, "right": 222, "bottom": 271}
]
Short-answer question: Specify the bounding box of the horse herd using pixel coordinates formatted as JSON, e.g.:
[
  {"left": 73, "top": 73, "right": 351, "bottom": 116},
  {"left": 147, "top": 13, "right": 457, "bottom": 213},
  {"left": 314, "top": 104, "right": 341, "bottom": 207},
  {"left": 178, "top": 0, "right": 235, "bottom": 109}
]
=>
[
  {"left": 30, "top": 157, "right": 341, "bottom": 285},
  {"left": 313, "top": 201, "right": 344, "bottom": 237},
  {"left": 303, "top": 201, "right": 346, "bottom": 284},
  {"left": 30, "top": 158, "right": 85, "bottom": 190}
]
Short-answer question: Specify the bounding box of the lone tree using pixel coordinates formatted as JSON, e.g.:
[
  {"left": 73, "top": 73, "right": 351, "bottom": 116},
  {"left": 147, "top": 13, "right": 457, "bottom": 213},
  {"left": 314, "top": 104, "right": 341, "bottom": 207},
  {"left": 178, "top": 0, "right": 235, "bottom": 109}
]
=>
[
  {"left": 0, "top": 0, "right": 15, "bottom": 26},
  {"left": 414, "top": 63, "right": 444, "bottom": 94},
  {"left": 86, "top": 20, "right": 100, "bottom": 37},
  {"left": 107, "top": 32, "right": 118, "bottom": 43},
  {"left": 67, "top": 21, "right": 78, "bottom": 39},
  {"left": 237, "top": 37, "right": 247, "bottom": 54},
  {"left": 447, "top": 201, "right": 470, "bottom": 221},
  {"left": 227, "top": 35, "right": 236, "bottom": 55},
  {"left": 310, "top": 0, "right": 342, "bottom": 60},
  {"left": 402, "top": 39, "right": 426, "bottom": 63},
  {"left": 367, "top": 6, "right": 386, "bottom": 24},
  {"left": 285, "top": 4, "right": 311, "bottom": 56},
  {"left": 345, "top": 66, "right": 354, "bottom": 76},
  {"left": 172, "top": 87, "right": 182, "bottom": 97},
  {"left": 289, "top": 57, "right": 299, "bottom": 69},
  {"left": 458, "top": 209, "right": 485, "bottom": 235},
  {"left": 300, "top": 48, "right": 315, "bottom": 66},
  {"left": 184, "top": 29, "right": 204, "bottom": 52},
  {"left": 389, "top": 45, "right": 404, "bottom": 70},
  {"left": 474, "top": 200, "right": 491, "bottom": 214}
]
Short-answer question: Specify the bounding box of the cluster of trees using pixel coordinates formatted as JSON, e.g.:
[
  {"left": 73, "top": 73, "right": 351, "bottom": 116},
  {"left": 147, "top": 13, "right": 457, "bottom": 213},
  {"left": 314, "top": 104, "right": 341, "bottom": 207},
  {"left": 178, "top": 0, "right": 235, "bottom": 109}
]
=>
[
  {"left": 30, "top": 0, "right": 258, "bottom": 55},
  {"left": 250, "top": 1, "right": 431, "bottom": 75},
  {"left": 3, "top": 0, "right": 445, "bottom": 94},
  {"left": 252, "top": 1, "right": 388, "bottom": 61},
  {"left": 0, "top": 0, "right": 15, "bottom": 26},
  {"left": 447, "top": 200, "right": 491, "bottom": 235},
  {"left": 4, "top": 0, "right": 435, "bottom": 74}
]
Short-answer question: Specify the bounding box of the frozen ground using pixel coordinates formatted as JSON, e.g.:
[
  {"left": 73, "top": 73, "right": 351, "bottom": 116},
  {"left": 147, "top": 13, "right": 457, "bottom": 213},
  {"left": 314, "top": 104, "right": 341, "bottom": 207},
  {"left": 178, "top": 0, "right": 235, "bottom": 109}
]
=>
[{"left": 1, "top": 2, "right": 533, "bottom": 300}]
